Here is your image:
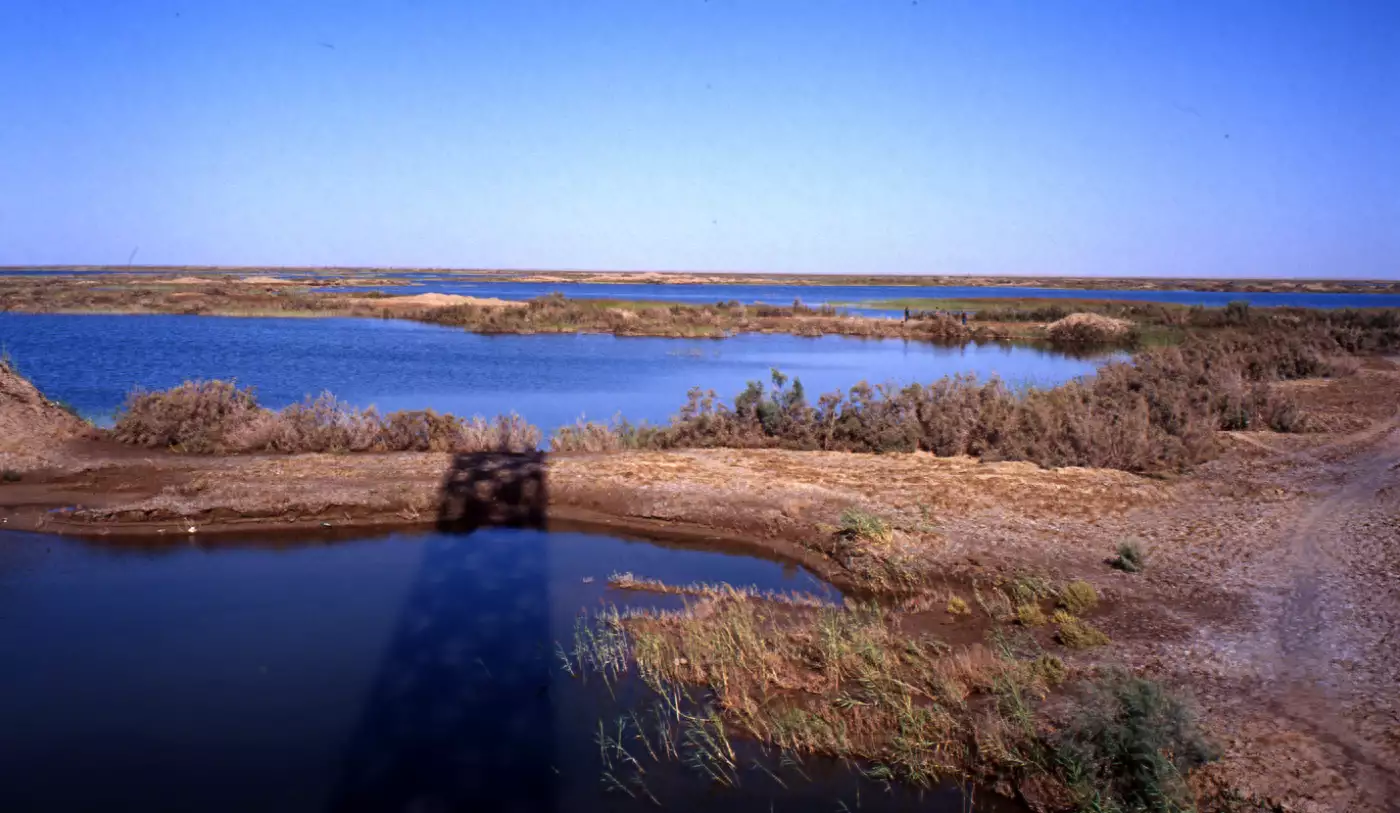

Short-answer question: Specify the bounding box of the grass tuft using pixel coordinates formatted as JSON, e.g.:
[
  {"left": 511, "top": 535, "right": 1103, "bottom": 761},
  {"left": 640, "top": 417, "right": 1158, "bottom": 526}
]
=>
[
  {"left": 946, "top": 596, "right": 970, "bottom": 616},
  {"left": 1112, "top": 541, "right": 1147, "bottom": 573},
  {"left": 836, "top": 507, "right": 892, "bottom": 545}
]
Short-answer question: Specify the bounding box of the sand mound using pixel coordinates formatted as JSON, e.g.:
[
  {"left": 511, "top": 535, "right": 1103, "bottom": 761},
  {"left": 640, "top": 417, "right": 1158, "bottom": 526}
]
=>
[
  {"left": 1046, "top": 312, "right": 1134, "bottom": 343},
  {"left": 0, "top": 362, "right": 89, "bottom": 470},
  {"left": 163, "top": 276, "right": 213, "bottom": 285},
  {"left": 356, "top": 293, "right": 525, "bottom": 310},
  {"left": 239, "top": 275, "right": 296, "bottom": 285}
]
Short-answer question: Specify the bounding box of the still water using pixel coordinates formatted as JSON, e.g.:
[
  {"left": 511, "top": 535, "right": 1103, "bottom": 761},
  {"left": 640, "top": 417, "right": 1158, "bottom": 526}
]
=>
[
  {"left": 0, "top": 313, "right": 1108, "bottom": 427},
  {"left": 330, "top": 276, "right": 1400, "bottom": 310},
  {"left": 0, "top": 528, "right": 1004, "bottom": 812}
]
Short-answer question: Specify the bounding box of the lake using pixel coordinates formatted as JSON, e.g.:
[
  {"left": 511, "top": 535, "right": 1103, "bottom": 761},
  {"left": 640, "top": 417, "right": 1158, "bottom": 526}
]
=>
[
  {"left": 0, "top": 527, "right": 1014, "bottom": 812},
  {"left": 330, "top": 277, "right": 1400, "bottom": 311},
  {"left": 0, "top": 313, "right": 1110, "bottom": 427}
]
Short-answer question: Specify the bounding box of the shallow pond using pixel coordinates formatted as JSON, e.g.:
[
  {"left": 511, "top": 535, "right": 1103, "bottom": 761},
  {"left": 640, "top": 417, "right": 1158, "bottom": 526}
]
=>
[
  {"left": 0, "top": 313, "right": 1109, "bottom": 427},
  {"left": 0, "top": 528, "right": 1010, "bottom": 812}
]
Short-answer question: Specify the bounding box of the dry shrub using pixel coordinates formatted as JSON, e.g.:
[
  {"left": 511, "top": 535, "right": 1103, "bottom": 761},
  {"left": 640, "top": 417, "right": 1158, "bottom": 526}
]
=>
[
  {"left": 1057, "top": 619, "right": 1111, "bottom": 649},
  {"left": 1016, "top": 603, "right": 1048, "bottom": 627},
  {"left": 111, "top": 380, "right": 541, "bottom": 454},
  {"left": 550, "top": 418, "right": 631, "bottom": 452},
  {"left": 112, "top": 380, "right": 262, "bottom": 453},
  {"left": 562, "top": 327, "right": 1342, "bottom": 473},
  {"left": 1058, "top": 581, "right": 1099, "bottom": 615},
  {"left": 1046, "top": 313, "right": 1136, "bottom": 345}
]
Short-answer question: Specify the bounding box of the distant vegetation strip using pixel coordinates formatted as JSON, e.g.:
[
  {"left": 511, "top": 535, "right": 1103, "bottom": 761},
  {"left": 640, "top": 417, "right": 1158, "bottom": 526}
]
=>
[{"left": 6, "top": 266, "right": 1398, "bottom": 294}]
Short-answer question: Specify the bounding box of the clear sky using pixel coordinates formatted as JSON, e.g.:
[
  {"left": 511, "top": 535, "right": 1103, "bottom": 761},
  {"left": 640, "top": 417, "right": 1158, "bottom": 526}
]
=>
[{"left": 1, "top": 1, "right": 1396, "bottom": 278}]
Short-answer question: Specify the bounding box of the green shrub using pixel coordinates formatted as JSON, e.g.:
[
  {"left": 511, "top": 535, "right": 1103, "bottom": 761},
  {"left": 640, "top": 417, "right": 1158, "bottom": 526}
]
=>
[
  {"left": 946, "top": 596, "right": 970, "bottom": 616},
  {"left": 1059, "top": 581, "right": 1099, "bottom": 615},
  {"left": 1, "top": 469, "right": 21, "bottom": 483},
  {"left": 1112, "top": 541, "right": 1146, "bottom": 573},
  {"left": 1055, "top": 670, "right": 1219, "bottom": 813}
]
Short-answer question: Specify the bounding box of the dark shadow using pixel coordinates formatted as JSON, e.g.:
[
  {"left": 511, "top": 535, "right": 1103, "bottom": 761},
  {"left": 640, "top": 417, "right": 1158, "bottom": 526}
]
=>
[{"left": 435, "top": 451, "right": 548, "bottom": 533}]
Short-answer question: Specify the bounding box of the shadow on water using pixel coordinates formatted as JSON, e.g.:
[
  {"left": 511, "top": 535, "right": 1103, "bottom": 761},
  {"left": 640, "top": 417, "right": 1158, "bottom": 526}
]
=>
[{"left": 0, "top": 452, "right": 1019, "bottom": 812}]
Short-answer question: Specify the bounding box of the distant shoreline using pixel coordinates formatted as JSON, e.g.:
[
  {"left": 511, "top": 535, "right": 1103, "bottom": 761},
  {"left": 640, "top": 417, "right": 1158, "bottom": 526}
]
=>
[{"left": 3, "top": 265, "right": 1398, "bottom": 294}]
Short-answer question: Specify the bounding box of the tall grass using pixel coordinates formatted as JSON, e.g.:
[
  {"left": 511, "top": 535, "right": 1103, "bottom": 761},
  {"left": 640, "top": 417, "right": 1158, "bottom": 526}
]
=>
[{"left": 111, "top": 381, "right": 540, "bottom": 454}]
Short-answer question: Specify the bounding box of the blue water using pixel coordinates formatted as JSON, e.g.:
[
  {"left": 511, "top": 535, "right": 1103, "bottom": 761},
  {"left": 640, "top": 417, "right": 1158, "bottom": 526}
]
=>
[
  {"left": 5, "top": 528, "right": 1002, "bottom": 812},
  {"left": 327, "top": 277, "right": 1400, "bottom": 311},
  {"left": 0, "top": 313, "right": 1109, "bottom": 427}
]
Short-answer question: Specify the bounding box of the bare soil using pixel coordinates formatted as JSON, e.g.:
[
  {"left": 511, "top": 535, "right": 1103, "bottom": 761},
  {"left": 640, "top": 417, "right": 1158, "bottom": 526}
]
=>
[{"left": 2, "top": 360, "right": 1398, "bottom": 810}]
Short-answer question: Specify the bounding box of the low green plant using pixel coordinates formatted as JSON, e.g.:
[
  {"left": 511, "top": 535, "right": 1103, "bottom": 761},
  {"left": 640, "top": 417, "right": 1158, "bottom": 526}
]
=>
[
  {"left": 1050, "top": 609, "right": 1077, "bottom": 625},
  {"left": 1055, "top": 669, "right": 1219, "bottom": 813},
  {"left": 946, "top": 595, "right": 970, "bottom": 616},
  {"left": 1112, "top": 541, "right": 1146, "bottom": 573},
  {"left": 1, "top": 469, "right": 21, "bottom": 483},
  {"left": 1032, "top": 654, "right": 1067, "bottom": 685},
  {"left": 836, "top": 507, "right": 892, "bottom": 545},
  {"left": 1059, "top": 580, "right": 1099, "bottom": 615}
]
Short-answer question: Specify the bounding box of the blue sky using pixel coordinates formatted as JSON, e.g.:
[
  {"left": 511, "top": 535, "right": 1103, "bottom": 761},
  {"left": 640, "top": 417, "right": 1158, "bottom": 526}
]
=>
[{"left": 1, "top": 1, "right": 1396, "bottom": 277}]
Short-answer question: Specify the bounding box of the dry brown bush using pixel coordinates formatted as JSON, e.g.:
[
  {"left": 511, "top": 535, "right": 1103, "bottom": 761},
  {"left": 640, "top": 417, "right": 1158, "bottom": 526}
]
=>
[
  {"left": 1046, "top": 312, "right": 1136, "bottom": 344},
  {"left": 560, "top": 328, "right": 1350, "bottom": 473},
  {"left": 112, "top": 382, "right": 540, "bottom": 454}
]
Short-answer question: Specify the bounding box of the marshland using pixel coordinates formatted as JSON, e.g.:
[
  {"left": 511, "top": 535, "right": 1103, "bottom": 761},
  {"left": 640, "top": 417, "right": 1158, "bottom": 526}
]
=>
[{"left": 4, "top": 279, "right": 1399, "bottom": 811}]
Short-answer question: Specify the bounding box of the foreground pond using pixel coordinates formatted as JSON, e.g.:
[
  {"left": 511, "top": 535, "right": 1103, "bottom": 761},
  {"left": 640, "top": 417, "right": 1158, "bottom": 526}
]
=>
[
  {"left": 0, "top": 528, "right": 1013, "bottom": 812},
  {"left": 0, "top": 313, "right": 1110, "bottom": 427}
]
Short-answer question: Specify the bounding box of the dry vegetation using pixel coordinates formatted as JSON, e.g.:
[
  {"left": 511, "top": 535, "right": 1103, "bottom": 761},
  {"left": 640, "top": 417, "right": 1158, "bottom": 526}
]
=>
[
  {"left": 112, "top": 380, "right": 539, "bottom": 454},
  {"left": 555, "top": 326, "right": 1348, "bottom": 473}
]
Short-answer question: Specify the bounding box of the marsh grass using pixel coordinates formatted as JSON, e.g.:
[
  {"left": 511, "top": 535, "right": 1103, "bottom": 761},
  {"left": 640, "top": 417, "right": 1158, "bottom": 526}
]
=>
[
  {"left": 607, "top": 573, "right": 833, "bottom": 607},
  {"left": 561, "top": 582, "right": 1216, "bottom": 807}
]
